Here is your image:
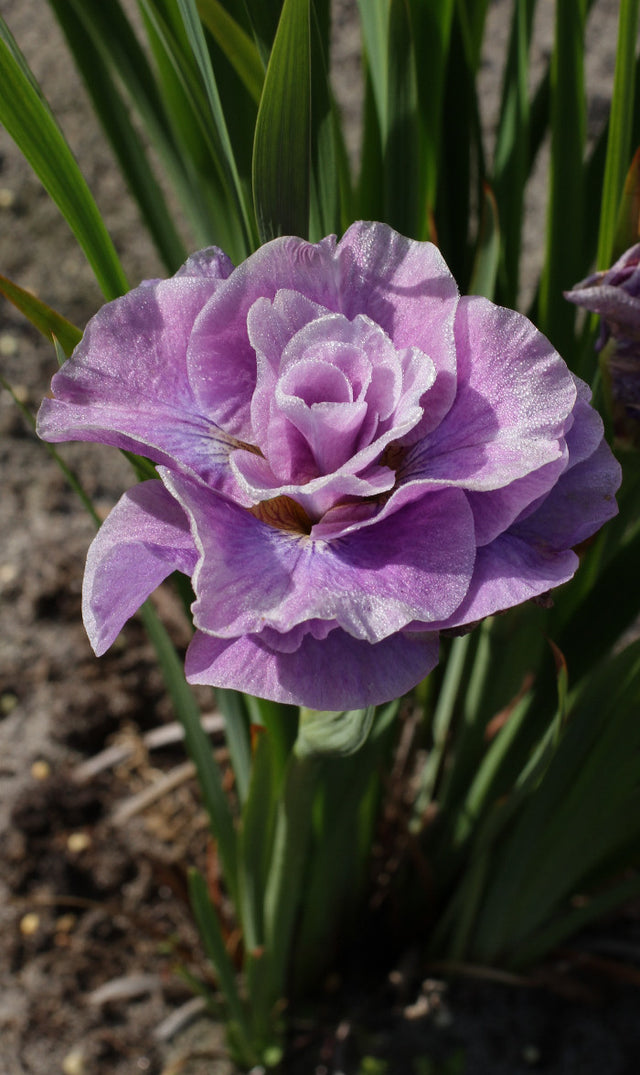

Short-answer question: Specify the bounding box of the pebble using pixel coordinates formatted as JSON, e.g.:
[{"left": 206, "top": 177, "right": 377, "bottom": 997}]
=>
[
  {"left": 61, "top": 1048, "right": 85, "bottom": 1075},
  {"left": 19, "top": 912, "right": 40, "bottom": 936},
  {"left": 0, "top": 334, "right": 19, "bottom": 356},
  {"left": 66, "top": 831, "right": 91, "bottom": 853},
  {"left": 30, "top": 760, "right": 50, "bottom": 780}
]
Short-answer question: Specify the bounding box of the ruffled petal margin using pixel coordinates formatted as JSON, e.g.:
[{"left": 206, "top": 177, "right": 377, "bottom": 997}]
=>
[
  {"left": 185, "top": 626, "right": 440, "bottom": 709},
  {"left": 83, "top": 480, "right": 198, "bottom": 655}
]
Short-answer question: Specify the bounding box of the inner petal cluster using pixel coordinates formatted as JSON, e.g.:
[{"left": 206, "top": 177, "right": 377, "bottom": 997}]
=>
[{"left": 229, "top": 291, "right": 435, "bottom": 522}]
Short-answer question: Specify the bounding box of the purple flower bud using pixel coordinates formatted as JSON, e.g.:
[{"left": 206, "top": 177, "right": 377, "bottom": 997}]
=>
[
  {"left": 565, "top": 243, "right": 640, "bottom": 348},
  {"left": 565, "top": 244, "right": 640, "bottom": 422}
]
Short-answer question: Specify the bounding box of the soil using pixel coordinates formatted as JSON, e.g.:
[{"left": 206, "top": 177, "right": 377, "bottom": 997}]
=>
[{"left": 1, "top": 1, "right": 639, "bottom": 1073}]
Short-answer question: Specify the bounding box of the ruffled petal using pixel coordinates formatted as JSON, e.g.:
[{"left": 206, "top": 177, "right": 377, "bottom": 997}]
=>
[
  {"left": 402, "top": 296, "right": 576, "bottom": 492},
  {"left": 185, "top": 627, "right": 440, "bottom": 709},
  {"left": 510, "top": 438, "right": 621, "bottom": 551},
  {"left": 424, "top": 533, "right": 579, "bottom": 631},
  {"left": 187, "top": 222, "right": 458, "bottom": 440},
  {"left": 335, "top": 221, "right": 459, "bottom": 436},
  {"left": 162, "top": 470, "right": 476, "bottom": 643},
  {"left": 38, "top": 252, "right": 237, "bottom": 487},
  {"left": 83, "top": 480, "right": 197, "bottom": 655},
  {"left": 188, "top": 235, "right": 340, "bottom": 436}
]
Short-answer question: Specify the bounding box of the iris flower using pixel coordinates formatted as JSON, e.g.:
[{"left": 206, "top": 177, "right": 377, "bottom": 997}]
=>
[{"left": 38, "top": 223, "right": 621, "bottom": 709}]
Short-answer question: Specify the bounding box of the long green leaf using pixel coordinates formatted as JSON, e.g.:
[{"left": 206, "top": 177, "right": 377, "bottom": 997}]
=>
[
  {"left": 384, "top": 0, "right": 421, "bottom": 236},
  {"left": 0, "top": 274, "right": 82, "bottom": 356},
  {"left": 0, "top": 17, "right": 128, "bottom": 300},
  {"left": 238, "top": 729, "right": 276, "bottom": 951},
  {"left": 47, "top": 0, "right": 186, "bottom": 272},
  {"left": 197, "top": 0, "right": 264, "bottom": 103},
  {"left": 138, "top": 0, "right": 248, "bottom": 257},
  {"left": 50, "top": 0, "right": 215, "bottom": 248},
  {"left": 357, "top": 0, "right": 389, "bottom": 142},
  {"left": 188, "top": 868, "right": 256, "bottom": 1064},
  {"left": 471, "top": 639, "right": 640, "bottom": 962},
  {"left": 262, "top": 749, "right": 321, "bottom": 1002},
  {"left": 241, "top": 0, "right": 283, "bottom": 67},
  {"left": 537, "top": 0, "right": 587, "bottom": 362},
  {"left": 455, "top": 0, "right": 491, "bottom": 72},
  {"left": 141, "top": 603, "right": 239, "bottom": 903},
  {"left": 216, "top": 687, "right": 252, "bottom": 803},
  {"left": 308, "top": 0, "right": 343, "bottom": 239},
  {"left": 492, "top": 0, "right": 536, "bottom": 307},
  {"left": 409, "top": 0, "right": 455, "bottom": 220},
  {"left": 595, "top": 0, "right": 640, "bottom": 269},
  {"left": 175, "top": 0, "right": 256, "bottom": 249},
  {"left": 468, "top": 183, "right": 500, "bottom": 300},
  {"left": 252, "top": 0, "right": 311, "bottom": 241}
]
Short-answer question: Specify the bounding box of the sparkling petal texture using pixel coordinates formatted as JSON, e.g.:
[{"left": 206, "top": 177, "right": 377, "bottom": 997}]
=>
[{"left": 39, "top": 225, "right": 622, "bottom": 709}]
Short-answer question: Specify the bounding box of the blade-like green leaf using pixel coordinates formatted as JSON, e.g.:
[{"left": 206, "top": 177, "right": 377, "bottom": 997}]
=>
[
  {"left": 175, "top": 0, "right": 256, "bottom": 249},
  {"left": 468, "top": 183, "right": 500, "bottom": 300},
  {"left": 0, "top": 274, "right": 82, "bottom": 356},
  {"left": 436, "top": 8, "right": 486, "bottom": 286},
  {"left": 47, "top": 0, "right": 187, "bottom": 272},
  {"left": 357, "top": 57, "right": 385, "bottom": 221},
  {"left": 197, "top": 0, "right": 264, "bottom": 103},
  {"left": 492, "top": 0, "right": 536, "bottom": 307},
  {"left": 188, "top": 868, "right": 256, "bottom": 1065},
  {"left": 241, "top": 0, "right": 283, "bottom": 67},
  {"left": 409, "top": 0, "right": 455, "bottom": 221},
  {"left": 613, "top": 147, "right": 640, "bottom": 255},
  {"left": 141, "top": 603, "right": 239, "bottom": 904},
  {"left": 49, "top": 0, "right": 217, "bottom": 248},
  {"left": 0, "top": 17, "right": 128, "bottom": 300},
  {"left": 385, "top": 0, "right": 421, "bottom": 236},
  {"left": 252, "top": 0, "right": 311, "bottom": 241},
  {"left": 308, "top": 0, "right": 343, "bottom": 239},
  {"left": 596, "top": 0, "right": 640, "bottom": 269},
  {"left": 357, "top": 0, "right": 389, "bottom": 142},
  {"left": 138, "top": 0, "right": 249, "bottom": 258},
  {"left": 238, "top": 728, "right": 276, "bottom": 951},
  {"left": 215, "top": 687, "right": 252, "bottom": 804},
  {"left": 262, "top": 749, "right": 321, "bottom": 1002},
  {"left": 470, "top": 638, "right": 640, "bottom": 963},
  {"left": 537, "top": 0, "right": 587, "bottom": 363},
  {"left": 455, "top": 0, "right": 491, "bottom": 72}
]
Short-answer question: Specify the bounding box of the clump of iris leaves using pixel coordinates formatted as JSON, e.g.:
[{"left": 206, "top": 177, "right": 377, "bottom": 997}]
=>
[{"left": 1, "top": 0, "right": 640, "bottom": 1069}]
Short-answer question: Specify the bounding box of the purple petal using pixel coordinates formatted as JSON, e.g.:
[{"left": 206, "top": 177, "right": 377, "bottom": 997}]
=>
[
  {"left": 424, "top": 534, "right": 579, "bottom": 631},
  {"left": 188, "top": 235, "right": 341, "bottom": 437},
  {"left": 466, "top": 454, "right": 569, "bottom": 546},
  {"left": 402, "top": 296, "right": 576, "bottom": 492},
  {"left": 230, "top": 447, "right": 395, "bottom": 517},
  {"left": 247, "top": 290, "right": 334, "bottom": 447},
  {"left": 187, "top": 222, "right": 458, "bottom": 440},
  {"left": 185, "top": 627, "right": 440, "bottom": 709},
  {"left": 510, "top": 438, "right": 621, "bottom": 551},
  {"left": 83, "top": 480, "right": 198, "bottom": 656},
  {"left": 162, "top": 470, "right": 476, "bottom": 643},
  {"left": 336, "top": 222, "right": 459, "bottom": 437},
  {"left": 38, "top": 254, "right": 238, "bottom": 488}
]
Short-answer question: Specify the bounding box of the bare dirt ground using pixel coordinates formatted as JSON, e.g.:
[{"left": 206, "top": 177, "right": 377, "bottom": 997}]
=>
[{"left": 1, "top": 1, "right": 639, "bottom": 1073}]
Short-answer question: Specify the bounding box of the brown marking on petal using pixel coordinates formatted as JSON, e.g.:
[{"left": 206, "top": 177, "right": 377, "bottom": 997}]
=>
[
  {"left": 380, "top": 441, "right": 407, "bottom": 471},
  {"left": 214, "top": 429, "right": 264, "bottom": 455},
  {"left": 249, "top": 495, "right": 313, "bottom": 534}
]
